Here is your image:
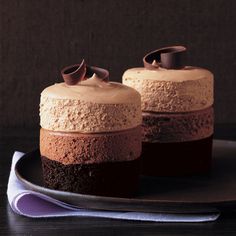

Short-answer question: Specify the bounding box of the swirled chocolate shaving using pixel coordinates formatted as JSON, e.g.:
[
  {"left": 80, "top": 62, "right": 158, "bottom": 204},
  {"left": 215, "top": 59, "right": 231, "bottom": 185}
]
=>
[
  {"left": 61, "top": 60, "right": 109, "bottom": 85},
  {"left": 61, "top": 60, "right": 86, "bottom": 85},
  {"left": 86, "top": 66, "right": 109, "bottom": 82},
  {"left": 143, "top": 46, "right": 187, "bottom": 70}
]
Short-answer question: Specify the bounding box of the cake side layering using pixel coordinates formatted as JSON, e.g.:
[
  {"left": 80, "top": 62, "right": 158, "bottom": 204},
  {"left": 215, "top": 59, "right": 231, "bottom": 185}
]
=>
[
  {"left": 39, "top": 61, "right": 142, "bottom": 196},
  {"left": 123, "top": 46, "right": 214, "bottom": 176}
]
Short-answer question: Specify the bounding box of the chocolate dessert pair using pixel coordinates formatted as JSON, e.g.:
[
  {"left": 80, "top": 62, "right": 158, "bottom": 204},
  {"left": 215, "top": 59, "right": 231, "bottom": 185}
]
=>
[{"left": 39, "top": 46, "right": 214, "bottom": 196}]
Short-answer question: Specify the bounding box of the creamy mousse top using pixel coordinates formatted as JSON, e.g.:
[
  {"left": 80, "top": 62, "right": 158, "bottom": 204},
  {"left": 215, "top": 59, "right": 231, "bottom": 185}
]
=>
[
  {"left": 41, "top": 75, "right": 140, "bottom": 104},
  {"left": 123, "top": 46, "right": 214, "bottom": 113},
  {"left": 40, "top": 63, "right": 141, "bottom": 133}
]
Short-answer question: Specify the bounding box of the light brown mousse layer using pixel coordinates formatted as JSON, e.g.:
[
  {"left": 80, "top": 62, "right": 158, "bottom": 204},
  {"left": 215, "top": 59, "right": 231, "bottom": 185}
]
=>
[
  {"left": 122, "top": 67, "right": 214, "bottom": 113},
  {"left": 142, "top": 107, "right": 214, "bottom": 143},
  {"left": 40, "top": 80, "right": 141, "bottom": 133},
  {"left": 40, "top": 126, "right": 141, "bottom": 165}
]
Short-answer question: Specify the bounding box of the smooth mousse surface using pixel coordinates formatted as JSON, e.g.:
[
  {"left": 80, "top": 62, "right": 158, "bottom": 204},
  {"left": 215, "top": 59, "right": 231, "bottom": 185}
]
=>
[{"left": 40, "top": 76, "right": 141, "bottom": 133}]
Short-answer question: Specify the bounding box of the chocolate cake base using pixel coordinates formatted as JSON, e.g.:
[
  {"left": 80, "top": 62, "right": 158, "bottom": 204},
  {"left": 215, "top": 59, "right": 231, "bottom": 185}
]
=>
[
  {"left": 142, "top": 136, "right": 213, "bottom": 176},
  {"left": 41, "top": 156, "right": 140, "bottom": 197}
]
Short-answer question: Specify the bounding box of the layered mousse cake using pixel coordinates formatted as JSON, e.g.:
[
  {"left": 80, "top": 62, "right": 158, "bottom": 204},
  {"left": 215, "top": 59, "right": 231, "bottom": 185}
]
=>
[
  {"left": 123, "top": 46, "right": 214, "bottom": 176},
  {"left": 39, "top": 61, "right": 142, "bottom": 196}
]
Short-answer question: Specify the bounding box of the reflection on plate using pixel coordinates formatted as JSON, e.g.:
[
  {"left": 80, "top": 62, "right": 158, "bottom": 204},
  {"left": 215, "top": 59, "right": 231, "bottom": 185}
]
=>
[{"left": 15, "top": 140, "right": 236, "bottom": 213}]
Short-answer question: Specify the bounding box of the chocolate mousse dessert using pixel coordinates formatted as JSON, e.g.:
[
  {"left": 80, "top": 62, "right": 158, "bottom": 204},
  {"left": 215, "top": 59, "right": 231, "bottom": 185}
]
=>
[
  {"left": 39, "top": 60, "right": 142, "bottom": 196},
  {"left": 123, "top": 46, "right": 214, "bottom": 176}
]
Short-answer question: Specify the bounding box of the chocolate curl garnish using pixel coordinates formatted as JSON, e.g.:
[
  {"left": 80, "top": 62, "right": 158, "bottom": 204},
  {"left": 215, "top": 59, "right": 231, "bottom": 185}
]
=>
[
  {"left": 86, "top": 66, "right": 109, "bottom": 82},
  {"left": 143, "top": 46, "right": 187, "bottom": 70},
  {"left": 61, "top": 60, "right": 109, "bottom": 85},
  {"left": 61, "top": 60, "right": 86, "bottom": 85}
]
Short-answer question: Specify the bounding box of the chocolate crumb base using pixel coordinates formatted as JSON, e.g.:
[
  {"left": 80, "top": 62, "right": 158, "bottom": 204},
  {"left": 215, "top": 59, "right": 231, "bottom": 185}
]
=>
[
  {"left": 141, "top": 135, "right": 213, "bottom": 176},
  {"left": 41, "top": 156, "right": 140, "bottom": 197}
]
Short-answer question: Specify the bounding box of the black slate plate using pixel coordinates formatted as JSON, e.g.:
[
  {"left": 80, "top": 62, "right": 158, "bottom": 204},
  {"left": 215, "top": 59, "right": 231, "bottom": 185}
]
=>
[{"left": 15, "top": 140, "right": 236, "bottom": 214}]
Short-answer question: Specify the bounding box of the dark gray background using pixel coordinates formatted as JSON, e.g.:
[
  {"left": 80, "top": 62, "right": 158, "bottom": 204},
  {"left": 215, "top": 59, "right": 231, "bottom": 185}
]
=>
[{"left": 0, "top": 0, "right": 236, "bottom": 131}]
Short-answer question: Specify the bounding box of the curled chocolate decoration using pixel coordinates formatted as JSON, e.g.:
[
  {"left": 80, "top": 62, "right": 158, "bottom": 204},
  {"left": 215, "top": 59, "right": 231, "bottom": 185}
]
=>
[
  {"left": 86, "top": 66, "right": 109, "bottom": 82},
  {"left": 143, "top": 46, "right": 187, "bottom": 70},
  {"left": 61, "top": 60, "right": 86, "bottom": 85},
  {"left": 61, "top": 60, "right": 109, "bottom": 85}
]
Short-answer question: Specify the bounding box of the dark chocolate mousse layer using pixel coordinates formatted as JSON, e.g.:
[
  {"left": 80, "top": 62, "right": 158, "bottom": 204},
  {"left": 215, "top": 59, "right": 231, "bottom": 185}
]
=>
[
  {"left": 142, "top": 107, "right": 213, "bottom": 143},
  {"left": 40, "top": 127, "right": 141, "bottom": 165},
  {"left": 41, "top": 156, "right": 140, "bottom": 197},
  {"left": 142, "top": 136, "right": 213, "bottom": 176}
]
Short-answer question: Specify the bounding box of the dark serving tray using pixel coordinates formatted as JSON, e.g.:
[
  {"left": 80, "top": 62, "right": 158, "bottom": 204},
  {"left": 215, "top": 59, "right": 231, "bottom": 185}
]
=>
[{"left": 15, "top": 140, "right": 236, "bottom": 214}]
